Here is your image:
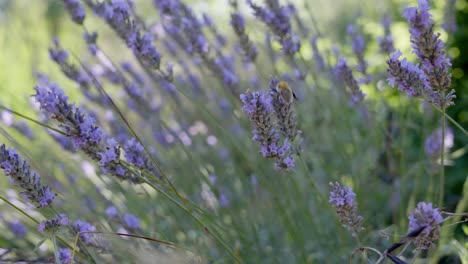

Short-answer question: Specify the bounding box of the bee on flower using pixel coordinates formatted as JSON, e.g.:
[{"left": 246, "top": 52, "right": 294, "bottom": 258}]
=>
[{"left": 275, "top": 81, "right": 297, "bottom": 104}]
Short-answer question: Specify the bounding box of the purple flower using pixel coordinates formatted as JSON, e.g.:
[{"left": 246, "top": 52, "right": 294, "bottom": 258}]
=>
[
  {"left": 0, "top": 145, "right": 55, "bottom": 207},
  {"left": 9, "top": 220, "right": 27, "bottom": 238},
  {"left": 231, "top": 13, "right": 258, "bottom": 63},
  {"left": 240, "top": 90, "right": 279, "bottom": 158},
  {"left": 63, "top": 0, "right": 86, "bottom": 24},
  {"left": 38, "top": 214, "right": 69, "bottom": 234},
  {"left": 123, "top": 213, "right": 140, "bottom": 230},
  {"left": 347, "top": 24, "right": 368, "bottom": 77},
  {"left": 335, "top": 57, "right": 366, "bottom": 104},
  {"left": 123, "top": 138, "right": 145, "bottom": 168},
  {"left": 310, "top": 36, "right": 325, "bottom": 71},
  {"left": 269, "top": 77, "right": 298, "bottom": 141},
  {"left": 408, "top": 202, "right": 443, "bottom": 249},
  {"left": 90, "top": 1, "right": 162, "bottom": 69},
  {"left": 248, "top": 0, "right": 299, "bottom": 55},
  {"left": 59, "top": 248, "right": 72, "bottom": 264},
  {"left": 105, "top": 206, "right": 119, "bottom": 219},
  {"left": 378, "top": 16, "right": 395, "bottom": 54},
  {"left": 34, "top": 78, "right": 141, "bottom": 183},
  {"left": 127, "top": 33, "right": 161, "bottom": 68},
  {"left": 329, "top": 182, "right": 364, "bottom": 237},
  {"left": 99, "top": 138, "right": 120, "bottom": 166},
  {"left": 425, "top": 126, "right": 454, "bottom": 156},
  {"left": 73, "top": 220, "right": 96, "bottom": 245},
  {"left": 387, "top": 50, "right": 430, "bottom": 97},
  {"left": 403, "top": 0, "right": 454, "bottom": 107}
]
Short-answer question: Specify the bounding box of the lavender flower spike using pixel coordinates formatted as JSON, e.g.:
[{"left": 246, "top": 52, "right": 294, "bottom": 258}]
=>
[
  {"left": 34, "top": 77, "right": 142, "bottom": 183},
  {"left": 38, "top": 214, "right": 69, "bottom": 235},
  {"left": 269, "top": 76, "right": 297, "bottom": 141},
  {"left": 63, "top": 0, "right": 86, "bottom": 25},
  {"left": 329, "top": 182, "right": 364, "bottom": 237},
  {"left": 335, "top": 57, "right": 366, "bottom": 105},
  {"left": 0, "top": 144, "right": 55, "bottom": 208},
  {"left": 378, "top": 15, "right": 394, "bottom": 54},
  {"left": 408, "top": 202, "right": 444, "bottom": 249},
  {"left": 403, "top": 0, "right": 454, "bottom": 107},
  {"left": 240, "top": 90, "right": 279, "bottom": 158},
  {"left": 425, "top": 126, "right": 454, "bottom": 157},
  {"left": 231, "top": 13, "right": 258, "bottom": 63},
  {"left": 387, "top": 50, "right": 430, "bottom": 97}
]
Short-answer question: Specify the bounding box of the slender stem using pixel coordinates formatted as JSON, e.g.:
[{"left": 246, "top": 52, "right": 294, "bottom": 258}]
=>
[
  {"left": 52, "top": 235, "right": 61, "bottom": 264},
  {"left": 429, "top": 103, "right": 468, "bottom": 137},
  {"left": 139, "top": 178, "right": 239, "bottom": 262},
  {"left": 0, "top": 106, "right": 66, "bottom": 135},
  {"left": 439, "top": 109, "right": 446, "bottom": 207}
]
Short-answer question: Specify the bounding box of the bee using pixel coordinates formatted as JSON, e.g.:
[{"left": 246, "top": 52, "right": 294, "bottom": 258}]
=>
[{"left": 276, "top": 81, "right": 297, "bottom": 103}]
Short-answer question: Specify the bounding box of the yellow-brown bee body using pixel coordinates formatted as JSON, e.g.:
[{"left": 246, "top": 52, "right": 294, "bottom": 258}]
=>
[{"left": 276, "top": 81, "right": 297, "bottom": 103}]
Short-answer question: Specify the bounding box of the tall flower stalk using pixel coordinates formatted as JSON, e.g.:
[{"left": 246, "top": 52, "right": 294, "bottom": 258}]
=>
[{"left": 387, "top": 0, "right": 456, "bottom": 207}]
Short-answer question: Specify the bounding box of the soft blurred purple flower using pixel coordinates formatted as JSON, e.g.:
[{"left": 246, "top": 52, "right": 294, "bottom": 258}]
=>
[
  {"left": 335, "top": 57, "right": 366, "bottom": 104},
  {"left": 73, "top": 220, "right": 96, "bottom": 245},
  {"left": 329, "top": 182, "right": 364, "bottom": 237},
  {"left": 105, "top": 206, "right": 119, "bottom": 219},
  {"left": 63, "top": 0, "right": 86, "bottom": 24},
  {"left": 409, "top": 202, "right": 443, "bottom": 249},
  {"left": 425, "top": 126, "right": 454, "bottom": 156},
  {"left": 123, "top": 213, "right": 140, "bottom": 230},
  {"left": 59, "top": 248, "right": 72, "bottom": 264},
  {"left": 9, "top": 220, "right": 27, "bottom": 238},
  {"left": 38, "top": 214, "right": 69, "bottom": 234}
]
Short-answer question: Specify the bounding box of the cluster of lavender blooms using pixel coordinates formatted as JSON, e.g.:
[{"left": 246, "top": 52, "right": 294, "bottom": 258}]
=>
[
  {"left": 248, "top": 0, "right": 300, "bottom": 56},
  {"left": 387, "top": 0, "right": 455, "bottom": 108},
  {"left": 425, "top": 126, "right": 454, "bottom": 157},
  {"left": 328, "top": 182, "right": 364, "bottom": 237},
  {"left": 230, "top": 13, "right": 258, "bottom": 63},
  {"left": 378, "top": 16, "right": 394, "bottom": 54},
  {"left": 347, "top": 25, "right": 370, "bottom": 82},
  {"left": 0, "top": 145, "right": 55, "bottom": 207},
  {"left": 37, "top": 214, "right": 69, "bottom": 235},
  {"left": 408, "top": 202, "right": 444, "bottom": 249},
  {"left": 59, "top": 248, "right": 73, "bottom": 264},
  {"left": 63, "top": 0, "right": 86, "bottom": 25},
  {"left": 85, "top": 0, "right": 162, "bottom": 70},
  {"left": 105, "top": 206, "right": 141, "bottom": 231},
  {"left": 34, "top": 77, "right": 153, "bottom": 183},
  {"left": 334, "top": 57, "right": 366, "bottom": 105},
  {"left": 240, "top": 77, "right": 298, "bottom": 170},
  {"left": 0, "top": 0, "right": 464, "bottom": 262}
]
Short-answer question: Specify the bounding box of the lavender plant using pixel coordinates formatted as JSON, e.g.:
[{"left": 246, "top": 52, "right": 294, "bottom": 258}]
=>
[{"left": 0, "top": 0, "right": 466, "bottom": 263}]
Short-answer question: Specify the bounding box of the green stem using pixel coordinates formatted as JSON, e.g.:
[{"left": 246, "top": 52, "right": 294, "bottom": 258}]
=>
[
  {"left": 52, "top": 235, "right": 61, "bottom": 264},
  {"left": 0, "top": 106, "right": 66, "bottom": 135},
  {"left": 430, "top": 103, "right": 468, "bottom": 137},
  {"left": 139, "top": 178, "right": 239, "bottom": 262},
  {"left": 439, "top": 109, "right": 446, "bottom": 207}
]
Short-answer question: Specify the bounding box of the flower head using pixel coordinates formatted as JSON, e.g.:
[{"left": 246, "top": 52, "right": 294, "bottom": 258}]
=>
[
  {"left": 335, "top": 57, "right": 366, "bottom": 104},
  {"left": 63, "top": 0, "right": 86, "bottom": 24},
  {"left": 425, "top": 126, "right": 454, "bottom": 156},
  {"left": 329, "top": 182, "right": 364, "bottom": 237},
  {"left": 0, "top": 145, "right": 55, "bottom": 207},
  {"left": 38, "top": 214, "right": 69, "bottom": 235},
  {"left": 73, "top": 220, "right": 97, "bottom": 245},
  {"left": 59, "top": 248, "right": 73, "bottom": 264},
  {"left": 408, "top": 202, "right": 443, "bottom": 249}
]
